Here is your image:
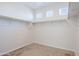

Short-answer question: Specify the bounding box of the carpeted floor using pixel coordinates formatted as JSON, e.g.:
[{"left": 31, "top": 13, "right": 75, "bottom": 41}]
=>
[{"left": 3, "top": 43, "right": 75, "bottom": 56}]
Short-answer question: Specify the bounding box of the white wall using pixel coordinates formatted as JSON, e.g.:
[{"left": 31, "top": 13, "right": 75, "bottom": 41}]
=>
[
  {"left": 32, "top": 2, "right": 76, "bottom": 51},
  {"left": 0, "top": 2, "right": 33, "bottom": 21},
  {"left": 0, "top": 17, "right": 33, "bottom": 55},
  {"left": 33, "top": 20, "right": 76, "bottom": 51},
  {"left": 69, "top": 2, "right": 79, "bottom": 19},
  {"left": 68, "top": 2, "right": 79, "bottom": 55}
]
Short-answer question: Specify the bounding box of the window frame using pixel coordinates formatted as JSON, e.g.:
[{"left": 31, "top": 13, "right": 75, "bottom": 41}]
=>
[
  {"left": 36, "top": 12, "right": 44, "bottom": 19},
  {"left": 46, "top": 10, "right": 54, "bottom": 17},
  {"left": 59, "top": 7, "right": 68, "bottom": 16}
]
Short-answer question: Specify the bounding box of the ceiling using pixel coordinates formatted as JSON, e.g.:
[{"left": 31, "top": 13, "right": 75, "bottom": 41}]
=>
[
  {"left": 0, "top": 2, "right": 68, "bottom": 10},
  {"left": 24, "top": 2, "right": 68, "bottom": 10},
  {"left": 25, "top": 2, "right": 54, "bottom": 9}
]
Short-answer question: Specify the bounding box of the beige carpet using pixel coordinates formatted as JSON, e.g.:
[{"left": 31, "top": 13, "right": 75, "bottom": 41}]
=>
[
  {"left": 3, "top": 43, "right": 75, "bottom": 56},
  {"left": 19, "top": 43, "right": 75, "bottom": 56}
]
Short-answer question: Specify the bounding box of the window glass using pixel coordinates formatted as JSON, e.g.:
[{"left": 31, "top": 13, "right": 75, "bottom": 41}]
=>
[
  {"left": 46, "top": 10, "right": 53, "bottom": 17},
  {"left": 59, "top": 7, "right": 68, "bottom": 16}
]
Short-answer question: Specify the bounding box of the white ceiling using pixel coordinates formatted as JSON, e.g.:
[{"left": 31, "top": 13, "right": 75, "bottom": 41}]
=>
[
  {"left": 25, "top": 2, "right": 68, "bottom": 10},
  {"left": 0, "top": 2, "right": 68, "bottom": 10},
  {"left": 25, "top": 2, "right": 54, "bottom": 9}
]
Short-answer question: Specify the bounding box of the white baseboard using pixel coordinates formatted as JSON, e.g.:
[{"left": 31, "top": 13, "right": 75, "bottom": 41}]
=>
[
  {"left": 0, "top": 42, "right": 33, "bottom": 56},
  {"left": 34, "top": 41, "right": 75, "bottom": 52},
  {"left": 0, "top": 41, "right": 76, "bottom": 56}
]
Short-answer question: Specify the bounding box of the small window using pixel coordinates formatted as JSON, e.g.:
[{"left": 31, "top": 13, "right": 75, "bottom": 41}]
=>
[
  {"left": 59, "top": 7, "right": 68, "bottom": 16},
  {"left": 46, "top": 10, "right": 53, "bottom": 17},
  {"left": 36, "top": 13, "right": 43, "bottom": 19}
]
